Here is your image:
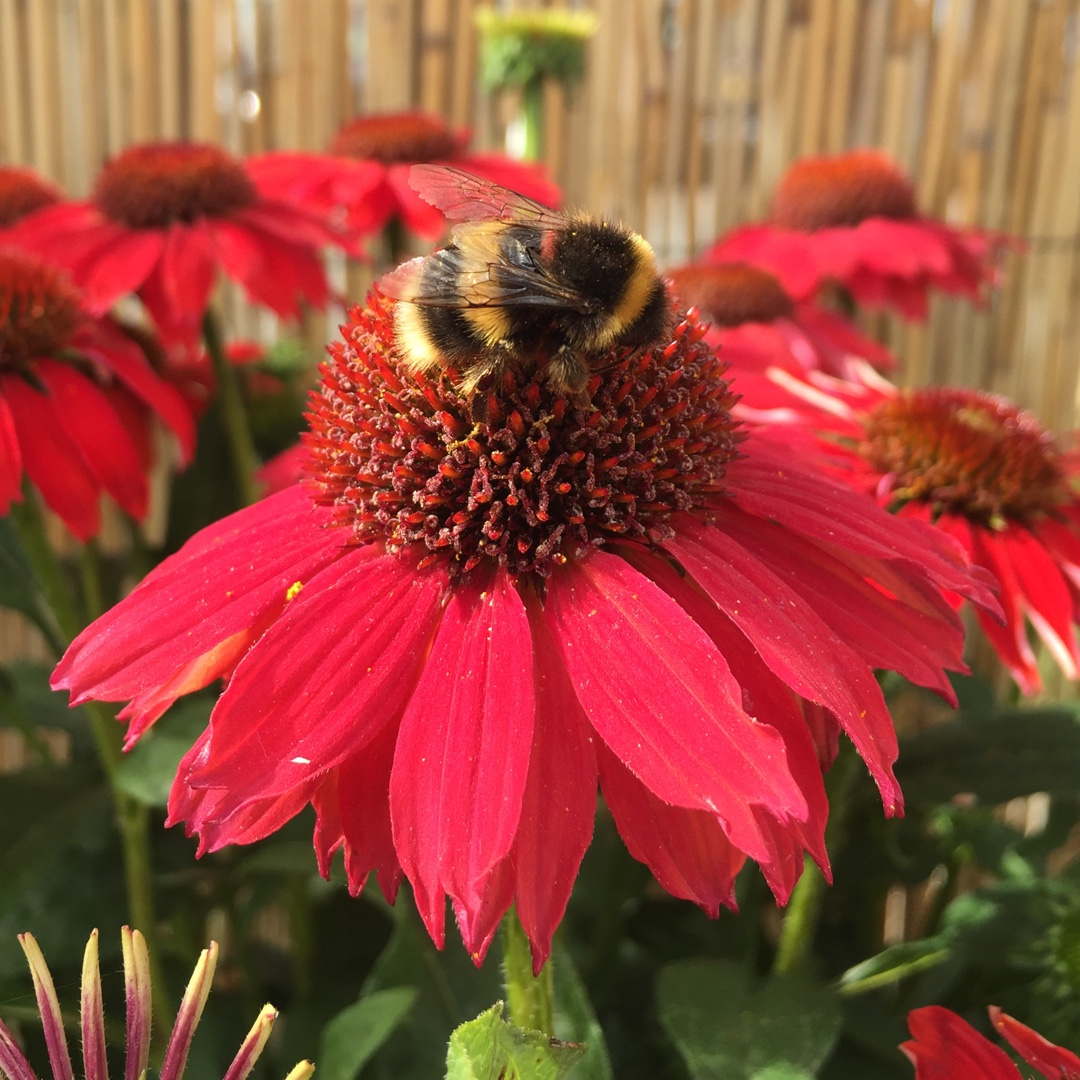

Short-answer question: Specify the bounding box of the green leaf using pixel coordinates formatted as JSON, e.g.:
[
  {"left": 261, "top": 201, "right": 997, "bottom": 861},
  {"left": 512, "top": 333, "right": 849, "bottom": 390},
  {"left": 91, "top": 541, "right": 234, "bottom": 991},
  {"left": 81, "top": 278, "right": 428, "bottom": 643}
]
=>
[
  {"left": 0, "top": 517, "right": 65, "bottom": 655},
  {"left": 837, "top": 940, "right": 950, "bottom": 996},
  {"left": 318, "top": 987, "right": 418, "bottom": 1080},
  {"left": 657, "top": 959, "right": 841, "bottom": 1080},
  {"left": 897, "top": 709, "right": 1080, "bottom": 805},
  {"left": 446, "top": 1002, "right": 585, "bottom": 1080},
  {"left": 113, "top": 696, "right": 211, "bottom": 806},
  {"left": 552, "top": 943, "right": 612, "bottom": 1080}
]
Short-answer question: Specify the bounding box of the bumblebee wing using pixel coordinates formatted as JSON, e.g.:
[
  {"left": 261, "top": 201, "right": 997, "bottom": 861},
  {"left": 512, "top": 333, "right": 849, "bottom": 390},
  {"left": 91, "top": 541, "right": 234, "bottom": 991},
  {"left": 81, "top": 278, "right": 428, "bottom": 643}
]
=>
[
  {"left": 409, "top": 163, "right": 563, "bottom": 226},
  {"left": 381, "top": 227, "right": 593, "bottom": 312}
]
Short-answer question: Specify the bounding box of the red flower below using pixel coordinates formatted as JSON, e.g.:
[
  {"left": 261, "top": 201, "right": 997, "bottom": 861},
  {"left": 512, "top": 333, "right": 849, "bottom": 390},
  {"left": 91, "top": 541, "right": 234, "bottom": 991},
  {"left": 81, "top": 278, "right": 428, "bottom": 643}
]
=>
[
  {"left": 11, "top": 141, "right": 354, "bottom": 348},
  {"left": 667, "top": 262, "right": 896, "bottom": 380},
  {"left": 738, "top": 364, "right": 1079, "bottom": 694},
  {"left": 0, "top": 165, "right": 62, "bottom": 231},
  {"left": 53, "top": 291, "right": 994, "bottom": 969},
  {"left": 0, "top": 248, "right": 194, "bottom": 539},
  {"left": 703, "top": 150, "right": 1008, "bottom": 320},
  {"left": 902, "top": 1005, "right": 1080, "bottom": 1079},
  {"left": 248, "top": 111, "right": 561, "bottom": 243}
]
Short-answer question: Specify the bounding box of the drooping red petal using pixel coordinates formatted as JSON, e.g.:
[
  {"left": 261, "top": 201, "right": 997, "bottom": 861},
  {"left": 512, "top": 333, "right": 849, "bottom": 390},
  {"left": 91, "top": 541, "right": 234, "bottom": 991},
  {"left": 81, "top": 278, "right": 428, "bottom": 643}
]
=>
[
  {"left": 620, "top": 542, "right": 829, "bottom": 897},
  {"left": 0, "top": 390, "right": 23, "bottom": 514},
  {"left": 713, "top": 500, "right": 964, "bottom": 698},
  {"left": 1, "top": 372, "right": 101, "bottom": 540},
  {"left": 452, "top": 858, "right": 516, "bottom": 967},
  {"left": 335, "top": 718, "right": 404, "bottom": 902},
  {"left": 543, "top": 551, "right": 807, "bottom": 863},
  {"left": 187, "top": 546, "right": 449, "bottom": 807},
  {"left": 75, "top": 320, "right": 196, "bottom": 461},
  {"left": 136, "top": 221, "right": 218, "bottom": 345},
  {"left": 385, "top": 164, "right": 449, "bottom": 239},
  {"left": 35, "top": 360, "right": 148, "bottom": 521},
  {"left": 666, "top": 514, "right": 902, "bottom": 814},
  {"left": 901, "top": 1006, "right": 1018, "bottom": 1080},
  {"left": 990, "top": 1006, "right": 1080, "bottom": 1078},
  {"left": 598, "top": 744, "right": 745, "bottom": 917},
  {"left": 513, "top": 591, "right": 598, "bottom": 972},
  {"left": 52, "top": 487, "right": 341, "bottom": 702},
  {"left": 74, "top": 225, "right": 165, "bottom": 312},
  {"left": 391, "top": 571, "right": 534, "bottom": 947}
]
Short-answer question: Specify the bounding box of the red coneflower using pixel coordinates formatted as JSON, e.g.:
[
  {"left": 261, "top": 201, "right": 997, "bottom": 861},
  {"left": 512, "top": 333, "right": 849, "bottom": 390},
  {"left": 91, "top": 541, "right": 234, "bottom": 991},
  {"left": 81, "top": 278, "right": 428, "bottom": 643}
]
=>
[
  {"left": 11, "top": 142, "right": 354, "bottom": 348},
  {"left": 702, "top": 150, "right": 1007, "bottom": 320},
  {"left": 52, "top": 288, "right": 994, "bottom": 971},
  {"left": 738, "top": 363, "right": 1080, "bottom": 695},
  {"left": 0, "top": 248, "right": 193, "bottom": 539},
  {"left": 902, "top": 1005, "right": 1080, "bottom": 1079},
  {"left": 248, "top": 111, "right": 561, "bottom": 243},
  {"left": 667, "top": 262, "right": 896, "bottom": 380},
  {"left": 0, "top": 164, "right": 62, "bottom": 231}
]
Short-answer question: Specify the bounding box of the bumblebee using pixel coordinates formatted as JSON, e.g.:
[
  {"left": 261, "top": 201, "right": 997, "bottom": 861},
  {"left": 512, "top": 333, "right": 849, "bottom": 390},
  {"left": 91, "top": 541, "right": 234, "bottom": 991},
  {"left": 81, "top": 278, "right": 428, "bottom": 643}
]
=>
[{"left": 382, "top": 164, "right": 671, "bottom": 401}]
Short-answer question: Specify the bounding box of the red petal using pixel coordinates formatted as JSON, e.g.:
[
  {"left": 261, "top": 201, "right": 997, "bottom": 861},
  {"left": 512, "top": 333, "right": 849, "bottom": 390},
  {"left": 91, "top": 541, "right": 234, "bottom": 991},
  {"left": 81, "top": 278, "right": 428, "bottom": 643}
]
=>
[
  {"left": 137, "top": 222, "right": 218, "bottom": 345},
  {"left": 386, "top": 165, "right": 448, "bottom": 239},
  {"left": 1, "top": 372, "right": 101, "bottom": 539},
  {"left": 598, "top": 744, "right": 745, "bottom": 916},
  {"left": 73, "top": 321, "right": 196, "bottom": 461},
  {"left": 75, "top": 226, "right": 165, "bottom": 312},
  {"left": 512, "top": 592, "right": 598, "bottom": 972},
  {"left": 667, "top": 514, "right": 901, "bottom": 814},
  {"left": 188, "top": 547, "right": 449, "bottom": 807},
  {"left": 620, "top": 543, "right": 830, "bottom": 896},
  {"left": 35, "top": 361, "right": 148, "bottom": 520},
  {"left": 0, "top": 390, "right": 23, "bottom": 513},
  {"left": 543, "top": 551, "right": 807, "bottom": 863},
  {"left": 391, "top": 571, "right": 534, "bottom": 946},
  {"left": 714, "top": 501, "right": 964, "bottom": 698},
  {"left": 336, "top": 718, "right": 404, "bottom": 901},
  {"left": 901, "top": 1006, "right": 1019, "bottom": 1080},
  {"left": 452, "top": 858, "right": 515, "bottom": 967},
  {"left": 52, "top": 487, "right": 341, "bottom": 702},
  {"left": 729, "top": 433, "right": 996, "bottom": 611},
  {"left": 990, "top": 1006, "right": 1080, "bottom": 1078}
]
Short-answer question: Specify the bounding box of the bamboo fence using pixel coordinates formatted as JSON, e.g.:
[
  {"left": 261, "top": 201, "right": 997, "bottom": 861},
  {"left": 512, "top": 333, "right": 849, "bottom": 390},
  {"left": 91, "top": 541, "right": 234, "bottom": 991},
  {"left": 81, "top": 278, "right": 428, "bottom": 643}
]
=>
[{"left": 3, "top": 1, "right": 1080, "bottom": 676}]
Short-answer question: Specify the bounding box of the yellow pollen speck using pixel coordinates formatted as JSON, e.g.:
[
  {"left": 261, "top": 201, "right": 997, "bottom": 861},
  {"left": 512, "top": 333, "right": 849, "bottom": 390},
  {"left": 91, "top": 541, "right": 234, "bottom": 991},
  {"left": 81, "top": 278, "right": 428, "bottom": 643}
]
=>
[{"left": 286, "top": 581, "right": 304, "bottom": 601}]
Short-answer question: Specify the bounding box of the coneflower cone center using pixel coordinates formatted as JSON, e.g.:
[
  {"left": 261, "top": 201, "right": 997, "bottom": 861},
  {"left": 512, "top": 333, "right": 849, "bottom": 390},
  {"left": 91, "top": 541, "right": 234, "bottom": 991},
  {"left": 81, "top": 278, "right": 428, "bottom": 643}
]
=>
[
  {"left": 93, "top": 143, "right": 256, "bottom": 228},
  {"left": 306, "top": 291, "right": 741, "bottom": 577},
  {"left": 0, "top": 250, "right": 82, "bottom": 363},
  {"left": 772, "top": 151, "right": 918, "bottom": 231},
  {"left": 330, "top": 113, "right": 464, "bottom": 164},
  {"left": 668, "top": 263, "right": 794, "bottom": 326},
  {"left": 861, "top": 388, "right": 1067, "bottom": 525},
  {"left": 0, "top": 167, "right": 61, "bottom": 227}
]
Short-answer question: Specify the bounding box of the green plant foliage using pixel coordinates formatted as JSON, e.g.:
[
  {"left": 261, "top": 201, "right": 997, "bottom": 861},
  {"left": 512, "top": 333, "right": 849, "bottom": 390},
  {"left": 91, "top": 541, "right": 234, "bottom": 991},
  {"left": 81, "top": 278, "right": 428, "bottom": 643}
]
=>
[{"left": 445, "top": 1003, "right": 585, "bottom": 1080}]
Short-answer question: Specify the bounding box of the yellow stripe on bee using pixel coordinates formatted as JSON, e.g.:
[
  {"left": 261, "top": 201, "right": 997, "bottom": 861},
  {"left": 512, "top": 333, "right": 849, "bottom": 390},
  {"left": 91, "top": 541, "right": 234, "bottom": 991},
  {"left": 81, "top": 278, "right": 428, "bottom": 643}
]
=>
[
  {"left": 609, "top": 232, "right": 659, "bottom": 336},
  {"left": 394, "top": 302, "right": 443, "bottom": 373},
  {"left": 462, "top": 304, "right": 513, "bottom": 346}
]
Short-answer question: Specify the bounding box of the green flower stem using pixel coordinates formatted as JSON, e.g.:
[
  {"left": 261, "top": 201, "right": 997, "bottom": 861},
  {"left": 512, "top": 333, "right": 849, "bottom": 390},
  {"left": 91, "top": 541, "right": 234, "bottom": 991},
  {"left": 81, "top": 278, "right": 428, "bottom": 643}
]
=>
[
  {"left": 12, "top": 496, "right": 172, "bottom": 1036},
  {"left": 501, "top": 909, "right": 554, "bottom": 1034},
  {"left": 520, "top": 78, "right": 545, "bottom": 162},
  {"left": 383, "top": 216, "right": 409, "bottom": 269},
  {"left": 203, "top": 308, "right": 259, "bottom": 506},
  {"left": 773, "top": 739, "right": 861, "bottom": 976}
]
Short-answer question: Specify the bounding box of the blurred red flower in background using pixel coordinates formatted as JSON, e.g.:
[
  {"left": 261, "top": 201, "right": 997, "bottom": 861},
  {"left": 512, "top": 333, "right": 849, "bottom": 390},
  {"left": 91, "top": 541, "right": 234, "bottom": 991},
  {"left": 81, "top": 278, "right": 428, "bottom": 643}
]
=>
[
  {"left": 0, "top": 248, "right": 194, "bottom": 539},
  {"left": 703, "top": 150, "right": 1007, "bottom": 319},
  {"left": 0, "top": 165, "right": 62, "bottom": 233},
  {"left": 667, "top": 261, "right": 896, "bottom": 381},
  {"left": 11, "top": 142, "right": 355, "bottom": 349},
  {"left": 739, "top": 364, "right": 1080, "bottom": 694},
  {"left": 248, "top": 111, "right": 560, "bottom": 243},
  {"left": 902, "top": 1005, "right": 1080, "bottom": 1079},
  {"left": 53, "top": 291, "right": 994, "bottom": 970}
]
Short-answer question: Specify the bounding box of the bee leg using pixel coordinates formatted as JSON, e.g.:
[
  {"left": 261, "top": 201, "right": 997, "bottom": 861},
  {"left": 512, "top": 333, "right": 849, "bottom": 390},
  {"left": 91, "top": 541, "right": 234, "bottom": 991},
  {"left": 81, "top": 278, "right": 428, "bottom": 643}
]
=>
[{"left": 545, "top": 347, "right": 591, "bottom": 403}]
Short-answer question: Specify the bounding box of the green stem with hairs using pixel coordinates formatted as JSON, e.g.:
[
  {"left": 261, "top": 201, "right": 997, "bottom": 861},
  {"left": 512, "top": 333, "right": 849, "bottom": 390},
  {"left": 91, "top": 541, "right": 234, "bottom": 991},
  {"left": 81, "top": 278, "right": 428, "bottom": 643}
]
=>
[
  {"left": 772, "top": 739, "right": 861, "bottom": 976},
  {"left": 203, "top": 308, "right": 259, "bottom": 506},
  {"left": 13, "top": 495, "right": 172, "bottom": 1036},
  {"left": 501, "top": 909, "right": 555, "bottom": 1034},
  {"left": 520, "top": 78, "right": 545, "bottom": 162}
]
